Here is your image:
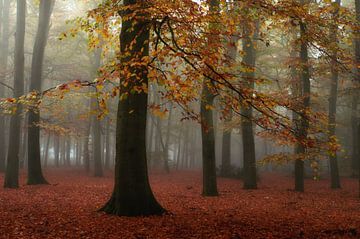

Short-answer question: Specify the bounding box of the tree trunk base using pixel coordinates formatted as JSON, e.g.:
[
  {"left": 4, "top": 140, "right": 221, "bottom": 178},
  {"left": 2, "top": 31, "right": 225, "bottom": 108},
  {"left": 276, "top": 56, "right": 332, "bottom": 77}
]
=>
[
  {"left": 100, "top": 193, "right": 166, "bottom": 217},
  {"left": 27, "top": 176, "right": 49, "bottom": 185}
]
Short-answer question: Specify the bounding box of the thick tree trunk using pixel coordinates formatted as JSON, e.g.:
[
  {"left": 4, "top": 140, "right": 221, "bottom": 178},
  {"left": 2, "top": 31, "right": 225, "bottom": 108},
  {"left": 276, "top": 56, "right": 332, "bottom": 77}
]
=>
[
  {"left": 0, "top": 0, "right": 11, "bottom": 173},
  {"left": 4, "top": 0, "right": 26, "bottom": 188},
  {"left": 100, "top": 0, "right": 165, "bottom": 216},
  {"left": 241, "top": 21, "right": 258, "bottom": 190},
  {"left": 27, "top": 0, "right": 54, "bottom": 185},
  {"left": 328, "top": 0, "right": 341, "bottom": 189}
]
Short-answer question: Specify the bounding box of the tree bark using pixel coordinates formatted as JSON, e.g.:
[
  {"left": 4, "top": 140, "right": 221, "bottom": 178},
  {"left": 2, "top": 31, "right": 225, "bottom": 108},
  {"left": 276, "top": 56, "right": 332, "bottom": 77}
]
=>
[
  {"left": 100, "top": 0, "right": 165, "bottom": 216},
  {"left": 27, "top": 0, "right": 54, "bottom": 185},
  {"left": 328, "top": 0, "right": 341, "bottom": 189},
  {"left": 4, "top": 0, "right": 26, "bottom": 188}
]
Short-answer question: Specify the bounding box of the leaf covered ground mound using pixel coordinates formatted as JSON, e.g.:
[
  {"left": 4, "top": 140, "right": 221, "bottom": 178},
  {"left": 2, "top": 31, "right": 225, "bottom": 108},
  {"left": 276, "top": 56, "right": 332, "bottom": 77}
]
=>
[{"left": 0, "top": 169, "right": 359, "bottom": 238}]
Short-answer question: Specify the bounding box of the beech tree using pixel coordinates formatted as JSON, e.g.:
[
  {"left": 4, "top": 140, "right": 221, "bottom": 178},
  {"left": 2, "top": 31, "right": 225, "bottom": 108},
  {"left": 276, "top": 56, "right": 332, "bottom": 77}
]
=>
[
  {"left": 100, "top": 0, "right": 165, "bottom": 216},
  {"left": 27, "top": 0, "right": 55, "bottom": 185}
]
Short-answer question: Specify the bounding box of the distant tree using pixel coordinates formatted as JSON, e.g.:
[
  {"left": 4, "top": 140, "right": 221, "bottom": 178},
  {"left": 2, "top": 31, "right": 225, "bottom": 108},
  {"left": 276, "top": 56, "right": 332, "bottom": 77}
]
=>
[
  {"left": 220, "top": 4, "right": 238, "bottom": 177},
  {"left": 4, "top": 0, "right": 26, "bottom": 188},
  {"left": 92, "top": 47, "right": 103, "bottom": 177},
  {"left": 100, "top": 0, "right": 165, "bottom": 216},
  {"left": 355, "top": 0, "right": 360, "bottom": 197},
  {"left": 27, "top": 0, "right": 55, "bottom": 185}
]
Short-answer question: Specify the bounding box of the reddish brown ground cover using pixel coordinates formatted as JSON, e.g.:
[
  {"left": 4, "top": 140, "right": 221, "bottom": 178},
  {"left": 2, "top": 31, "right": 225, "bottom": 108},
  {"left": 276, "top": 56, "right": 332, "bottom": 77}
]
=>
[{"left": 0, "top": 169, "right": 359, "bottom": 238}]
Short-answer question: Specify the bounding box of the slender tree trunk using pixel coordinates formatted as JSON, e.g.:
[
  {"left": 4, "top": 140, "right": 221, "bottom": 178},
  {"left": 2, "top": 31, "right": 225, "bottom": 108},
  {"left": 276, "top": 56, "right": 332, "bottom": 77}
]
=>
[
  {"left": 241, "top": 19, "right": 258, "bottom": 190},
  {"left": 54, "top": 135, "right": 59, "bottom": 167},
  {"left": 4, "top": 0, "right": 26, "bottom": 188},
  {"left": 65, "top": 137, "right": 71, "bottom": 166},
  {"left": 163, "top": 105, "right": 173, "bottom": 173},
  {"left": 328, "top": 0, "right": 341, "bottom": 189},
  {"left": 93, "top": 112, "right": 103, "bottom": 176},
  {"left": 351, "top": 96, "right": 358, "bottom": 177},
  {"left": 175, "top": 125, "right": 183, "bottom": 170},
  {"left": 27, "top": 0, "right": 54, "bottom": 185},
  {"left": 295, "top": 1, "right": 311, "bottom": 192},
  {"left": 220, "top": 26, "right": 237, "bottom": 177},
  {"left": 0, "top": 0, "right": 11, "bottom": 173},
  {"left": 83, "top": 120, "right": 91, "bottom": 172},
  {"left": 100, "top": 0, "right": 165, "bottom": 216}
]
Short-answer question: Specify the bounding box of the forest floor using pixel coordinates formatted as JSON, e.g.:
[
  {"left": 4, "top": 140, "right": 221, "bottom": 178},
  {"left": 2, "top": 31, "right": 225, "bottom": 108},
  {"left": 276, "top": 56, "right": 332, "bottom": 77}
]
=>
[{"left": 0, "top": 169, "right": 359, "bottom": 239}]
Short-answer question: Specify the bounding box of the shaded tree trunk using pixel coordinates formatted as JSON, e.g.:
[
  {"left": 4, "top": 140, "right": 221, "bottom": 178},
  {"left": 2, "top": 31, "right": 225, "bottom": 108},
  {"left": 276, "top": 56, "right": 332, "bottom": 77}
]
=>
[
  {"left": 4, "top": 0, "right": 26, "bottom": 188},
  {"left": 0, "top": 0, "right": 11, "bottom": 173},
  {"left": 241, "top": 20, "right": 258, "bottom": 190},
  {"left": 27, "top": 0, "right": 54, "bottom": 185},
  {"left": 328, "top": 0, "right": 341, "bottom": 189},
  {"left": 200, "top": 0, "right": 219, "bottom": 197},
  {"left": 295, "top": 1, "right": 311, "bottom": 192},
  {"left": 100, "top": 0, "right": 165, "bottom": 216}
]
